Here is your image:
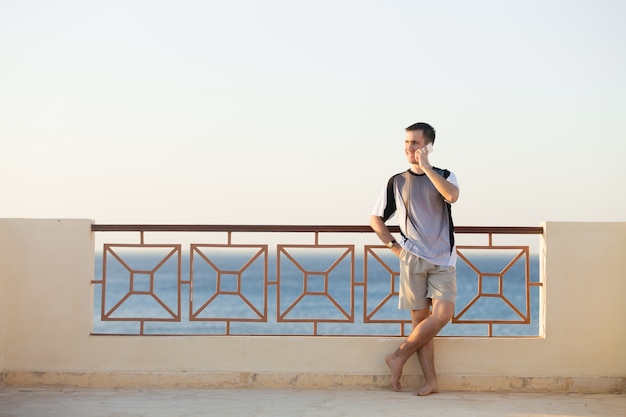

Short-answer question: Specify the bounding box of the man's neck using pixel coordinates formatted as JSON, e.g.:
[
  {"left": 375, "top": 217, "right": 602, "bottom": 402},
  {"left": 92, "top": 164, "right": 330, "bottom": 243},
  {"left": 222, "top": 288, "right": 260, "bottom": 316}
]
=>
[{"left": 410, "top": 164, "right": 425, "bottom": 175}]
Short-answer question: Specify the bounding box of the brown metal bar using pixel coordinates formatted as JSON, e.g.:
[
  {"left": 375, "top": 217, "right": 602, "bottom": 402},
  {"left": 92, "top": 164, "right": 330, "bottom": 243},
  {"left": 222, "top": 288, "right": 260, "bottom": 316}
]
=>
[{"left": 92, "top": 224, "right": 544, "bottom": 234}]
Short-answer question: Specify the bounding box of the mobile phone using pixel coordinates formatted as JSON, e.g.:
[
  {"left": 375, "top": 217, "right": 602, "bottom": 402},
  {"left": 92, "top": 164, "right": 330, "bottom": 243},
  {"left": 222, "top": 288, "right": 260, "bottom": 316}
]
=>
[{"left": 426, "top": 143, "right": 434, "bottom": 153}]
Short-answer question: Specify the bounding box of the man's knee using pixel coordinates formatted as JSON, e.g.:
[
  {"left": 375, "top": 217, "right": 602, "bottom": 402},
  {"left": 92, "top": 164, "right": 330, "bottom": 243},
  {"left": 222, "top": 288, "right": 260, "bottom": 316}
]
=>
[
  {"left": 432, "top": 300, "right": 454, "bottom": 325},
  {"left": 411, "top": 308, "right": 431, "bottom": 323}
]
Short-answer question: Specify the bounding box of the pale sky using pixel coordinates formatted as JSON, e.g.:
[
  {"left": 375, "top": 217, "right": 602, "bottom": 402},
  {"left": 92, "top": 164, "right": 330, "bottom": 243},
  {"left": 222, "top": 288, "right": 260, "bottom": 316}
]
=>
[{"left": 1, "top": 0, "right": 625, "bottom": 227}]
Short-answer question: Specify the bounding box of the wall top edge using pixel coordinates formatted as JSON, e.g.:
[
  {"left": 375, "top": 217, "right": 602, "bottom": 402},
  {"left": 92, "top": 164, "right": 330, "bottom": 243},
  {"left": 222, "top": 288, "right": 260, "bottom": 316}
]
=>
[{"left": 0, "top": 218, "right": 95, "bottom": 222}]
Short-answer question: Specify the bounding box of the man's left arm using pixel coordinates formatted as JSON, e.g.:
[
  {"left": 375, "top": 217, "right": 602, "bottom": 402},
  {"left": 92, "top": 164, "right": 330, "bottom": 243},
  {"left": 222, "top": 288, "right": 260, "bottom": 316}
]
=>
[
  {"left": 416, "top": 147, "right": 459, "bottom": 203},
  {"left": 423, "top": 165, "right": 459, "bottom": 203}
]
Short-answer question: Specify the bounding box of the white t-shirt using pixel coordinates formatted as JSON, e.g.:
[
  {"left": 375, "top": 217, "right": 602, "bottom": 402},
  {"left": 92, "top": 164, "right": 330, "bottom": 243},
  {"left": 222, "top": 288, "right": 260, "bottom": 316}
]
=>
[{"left": 371, "top": 168, "right": 459, "bottom": 267}]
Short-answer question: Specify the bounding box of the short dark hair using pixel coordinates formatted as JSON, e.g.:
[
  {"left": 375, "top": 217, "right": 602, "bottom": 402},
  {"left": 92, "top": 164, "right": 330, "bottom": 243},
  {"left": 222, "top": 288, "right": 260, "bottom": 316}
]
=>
[{"left": 406, "top": 122, "right": 436, "bottom": 143}]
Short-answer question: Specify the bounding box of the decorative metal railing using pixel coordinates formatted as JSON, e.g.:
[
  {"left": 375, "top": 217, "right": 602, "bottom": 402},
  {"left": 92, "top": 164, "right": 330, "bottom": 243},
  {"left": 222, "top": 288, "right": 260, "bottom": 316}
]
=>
[{"left": 91, "top": 225, "right": 543, "bottom": 337}]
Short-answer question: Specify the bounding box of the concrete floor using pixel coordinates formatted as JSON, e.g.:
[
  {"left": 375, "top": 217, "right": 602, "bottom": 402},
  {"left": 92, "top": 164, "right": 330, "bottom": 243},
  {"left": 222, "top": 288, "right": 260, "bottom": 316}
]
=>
[{"left": 0, "top": 388, "right": 625, "bottom": 417}]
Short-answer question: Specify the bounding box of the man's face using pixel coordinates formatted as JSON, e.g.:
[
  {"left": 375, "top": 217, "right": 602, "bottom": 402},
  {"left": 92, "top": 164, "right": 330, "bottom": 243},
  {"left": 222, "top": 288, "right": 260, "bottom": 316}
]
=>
[{"left": 404, "top": 130, "right": 426, "bottom": 163}]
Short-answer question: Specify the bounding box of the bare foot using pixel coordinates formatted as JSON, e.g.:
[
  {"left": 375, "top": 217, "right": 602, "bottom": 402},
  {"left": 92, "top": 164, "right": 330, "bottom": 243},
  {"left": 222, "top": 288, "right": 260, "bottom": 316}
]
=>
[
  {"left": 414, "top": 381, "right": 439, "bottom": 396},
  {"left": 385, "top": 353, "right": 403, "bottom": 392}
]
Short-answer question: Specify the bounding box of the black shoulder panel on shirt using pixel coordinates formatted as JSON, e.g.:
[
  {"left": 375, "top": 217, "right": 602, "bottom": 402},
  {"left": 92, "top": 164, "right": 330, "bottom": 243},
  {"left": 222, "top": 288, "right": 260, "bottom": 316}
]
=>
[
  {"left": 433, "top": 167, "right": 450, "bottom": 179},
  {"left": 382, "top": 173, "right": 401, "bottom": 222}
]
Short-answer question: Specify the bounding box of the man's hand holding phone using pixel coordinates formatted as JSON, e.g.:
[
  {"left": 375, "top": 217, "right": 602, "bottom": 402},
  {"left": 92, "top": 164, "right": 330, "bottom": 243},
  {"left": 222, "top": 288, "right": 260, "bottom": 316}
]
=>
[
  {"left": 415, "top": 143, "right": 433, "bottom": 156},
  {"left": 414, "top": 143, "right": 433, "bottom": 170}
]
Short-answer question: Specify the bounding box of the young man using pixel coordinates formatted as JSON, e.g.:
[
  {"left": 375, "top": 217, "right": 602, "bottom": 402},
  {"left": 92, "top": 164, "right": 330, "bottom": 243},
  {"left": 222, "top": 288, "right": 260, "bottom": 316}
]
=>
[{"left": 369, "top": 122, "right": 459, "bottom": 396}]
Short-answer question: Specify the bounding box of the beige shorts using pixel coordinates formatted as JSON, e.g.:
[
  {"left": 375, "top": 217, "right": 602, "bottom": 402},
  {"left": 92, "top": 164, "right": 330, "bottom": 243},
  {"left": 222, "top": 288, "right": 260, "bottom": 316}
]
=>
[{"left": 398, "top": 249, "right": 457, "bottom": 310}]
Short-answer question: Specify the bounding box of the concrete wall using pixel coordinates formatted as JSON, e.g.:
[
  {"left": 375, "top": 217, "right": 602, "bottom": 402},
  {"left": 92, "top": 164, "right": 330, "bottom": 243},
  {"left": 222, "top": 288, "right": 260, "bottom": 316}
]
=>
[{"left": 0, "top": 219, "right": 624, "bottom": 392}]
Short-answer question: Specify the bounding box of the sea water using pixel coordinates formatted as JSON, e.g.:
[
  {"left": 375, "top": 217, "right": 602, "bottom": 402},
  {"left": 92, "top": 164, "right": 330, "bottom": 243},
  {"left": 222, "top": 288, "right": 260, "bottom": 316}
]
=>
[{"left": 93, "top": 249, "right": 540, "bottom": 337}]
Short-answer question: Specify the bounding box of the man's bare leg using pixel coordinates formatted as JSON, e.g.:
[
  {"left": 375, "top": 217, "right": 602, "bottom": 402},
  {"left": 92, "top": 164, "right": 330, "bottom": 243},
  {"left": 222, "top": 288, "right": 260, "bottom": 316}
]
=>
[
  {"left": 385, "top": 300, "right": 453, "bottom": 392},
  {"left": 411, "top": 300, "right": 439, "bottom": 395},
  {"left": 385, "top": 307, "right": 429, "bottom": 391},
  {"left": 415, "top": 340, "right": 439, "bottom": 396},
  {"left": 411, "top": 307, "right": 439, "bottom": 395}
]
